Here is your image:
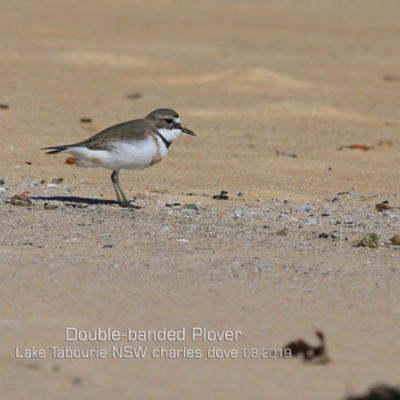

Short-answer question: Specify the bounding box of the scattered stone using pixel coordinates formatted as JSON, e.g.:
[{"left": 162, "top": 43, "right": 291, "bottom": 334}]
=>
[
  {"left": 151, "top": 189, "right": 169, "bottom": 194},
  {"left": 66, "top": 157, "right": 77, "bottom": 165},
  {"left": 0, "top": 179, "right": 5, "bottom": 185},
  {"left": 177, "top": 239, "right": 189, "bottom": 243},
  {"left": 44, "top": 203, "right": 58, "bottom": 210},
  {"left": 276, "top": 228, "right": 288, "bottom": 236},
  {"left": 232, "top": 210, "right": 255, "bottom": 219},
  {"left": 304, "top": 218, "right": 318, "bottom": 225},
  {"left": 276, "top": 150, "right": 298, "bottom": 158},
  {"left": 24, "top": 161, "right": 32, "bottom": 165},
  {"left": 0, "top": 104, "right": 9, "bottom": 109},
  {"left": 283, "top": 331, "right": 330, "bottom": 364},
  {"left": 390, "top": 236, "right": 400, "bottom": 246},
  {"left": 52, "top": 178, "right": 64, "bottom": 184},
  {"left": 254, "top": 263, "right": 273, "bottom": 271},
  {"left": 80, "top": 118, "right": 92, "bottom": 123},
  {"left": 11, "top": 193, "right": 32, "bottom": 207},
  {"left": 338, "top": 144, "right": 373, "bottom": 151},
  {"left": 64, "top": 202, "right": 88, "bottom": 208},
  {"left": 101, "top": 244, "right": 113, "bottom": 249},
  {"left": 319, "top": 233, "right": 337, "bottom": 239},
  {"left": 355, "top": 233, "right": 379, "bottom": 249},
  {"left": 185, "top": 203, "right": 202, "bottom": 210},
  {"left": 0, "top": 187, "right": 8, "bottom": 194},
  {"left": 344, "top": 384, "right": 400, "bottom": 400},
  {"left": 46, "top": 183, "right": 60, "bottom": 188},
  {"left": 301, "top": 203, "right": 313, "bottom": 212},
  {"left": 166, "top": 200, "right": 181, "bottom": 207},
  {"left": 125, "top": 93, "right": 142, "bottom": 99},
  {"left": 376, "top": 203, "right": 390, "bottom": 211},
  {"left": 213, "top": 190, "right": 229, "bottom": 200},
  {"left": 376, "top": 202, "right": 400, "bottom": 211}
]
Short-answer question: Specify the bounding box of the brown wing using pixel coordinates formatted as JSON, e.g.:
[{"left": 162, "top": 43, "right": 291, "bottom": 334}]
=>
[{"left": 43, "top": 119, "right": 152, "bottom": 153}]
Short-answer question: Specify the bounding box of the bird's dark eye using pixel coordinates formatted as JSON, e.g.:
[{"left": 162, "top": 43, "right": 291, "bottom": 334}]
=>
[{"left": 165, "top": 118, "right": 173, "bottom": 124}]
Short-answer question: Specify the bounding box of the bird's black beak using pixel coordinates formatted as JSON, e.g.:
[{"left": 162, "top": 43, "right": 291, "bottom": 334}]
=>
[{"left": 182, "top": 126, "right": 196, "bottom": 136}]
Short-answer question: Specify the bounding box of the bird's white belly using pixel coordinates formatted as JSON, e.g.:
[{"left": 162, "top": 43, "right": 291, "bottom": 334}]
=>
[{"left": 66, "top": 137, "right": 164, "bottom": 171}]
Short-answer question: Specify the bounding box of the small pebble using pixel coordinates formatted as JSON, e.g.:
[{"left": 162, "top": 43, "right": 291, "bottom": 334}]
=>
[
  {"left": 356, "top": 233, "right": 379, "bottom": 249},
  {"left": 305, "top": 218, "right": 318, "bottom": 225},
  {"left": 125, "top": 93, "right": 142, "bottom": 99},
  {"left": 66, "top": 157, "right": 77, "bottom": 165},
  {"left": 44, "top": 203, "right": 58, "bottom": 210},
  {"left": 213, "top": 190, "right": 229, "bottom": 200},
  {"left": 64, "top": 202, "right": 88, "bottom": 208},
  {"left": 11, "top": 194, "right": 32, "bottom": 207},
  {"left": 302, "top": 203, "right": 313, "bottom": 212},
  {"left": 254, "top": 263, "right": 273, "bottom": 271},
  {"left": 166, "top": 200, "right": 181, "bottom": 207},
  {"left": 390, "top": 236, "right": 400, "bottom": 246}
]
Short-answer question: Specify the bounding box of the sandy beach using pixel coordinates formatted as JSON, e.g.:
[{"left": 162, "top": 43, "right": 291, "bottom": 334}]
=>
[{"left": 1, "top": 1, "right": 400, "bottom": 398}]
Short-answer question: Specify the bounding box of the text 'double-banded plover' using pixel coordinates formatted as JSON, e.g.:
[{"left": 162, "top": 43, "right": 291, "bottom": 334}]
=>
[{"left": 42, "top": 108, "right": 195, "bottom": 207}]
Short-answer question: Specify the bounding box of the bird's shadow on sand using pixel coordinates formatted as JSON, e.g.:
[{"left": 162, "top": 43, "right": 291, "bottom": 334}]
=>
[{"left": 32, "top": 195, "right": 119, "bottom": 206}]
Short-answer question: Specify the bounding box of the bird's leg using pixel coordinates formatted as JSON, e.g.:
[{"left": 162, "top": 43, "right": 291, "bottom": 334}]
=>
[
  {"left": 111, "top": 170, "right": 132, "bottom": 208},
  {"left": 111, "top": 171, "right": 122, "bottom": 203}
]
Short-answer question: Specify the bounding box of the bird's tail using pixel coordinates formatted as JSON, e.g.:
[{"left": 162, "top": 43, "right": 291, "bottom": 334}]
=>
[{"left": 41, "top": 146, "right": 69, "bottom": 154}]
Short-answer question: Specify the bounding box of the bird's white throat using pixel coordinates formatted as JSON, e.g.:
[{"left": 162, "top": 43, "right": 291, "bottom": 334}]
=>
[{"left": 157, "top": 127, "right": 183, "bottom": 142}]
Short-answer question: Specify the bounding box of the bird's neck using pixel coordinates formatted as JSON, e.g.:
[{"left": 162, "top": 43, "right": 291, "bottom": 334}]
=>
[{"left": 157, "top": 128, "right": 183, "bottom": 143}]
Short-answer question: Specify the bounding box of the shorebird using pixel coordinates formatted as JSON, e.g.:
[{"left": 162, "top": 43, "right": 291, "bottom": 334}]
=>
[{"left": 42, "top": 108, "right": 195, "bottom": 207}]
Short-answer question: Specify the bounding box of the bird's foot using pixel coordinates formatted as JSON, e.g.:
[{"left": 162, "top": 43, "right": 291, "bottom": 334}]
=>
[{"left": 118, "top": 200, "right": 141, "bottom": 209}]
